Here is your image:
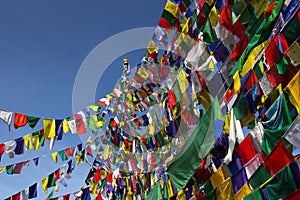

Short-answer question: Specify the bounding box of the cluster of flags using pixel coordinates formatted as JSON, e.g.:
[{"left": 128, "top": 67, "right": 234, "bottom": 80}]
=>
[{"left": 1, "top": 0, "right": 300, "bottom": 199}]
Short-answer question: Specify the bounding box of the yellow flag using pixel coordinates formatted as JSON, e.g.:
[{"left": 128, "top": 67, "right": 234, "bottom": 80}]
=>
[
  {"left": 210, "top": 166, "right": 226, "bottom": 188},
  {"left": 103, "top": 145, "right": 110, "bottom": 160},
  {"left": 285, "top": 71, "right": 300, "bottom": 113},
  {"left": 42, "top": 176, "right": 48, "bottom": 193},
  {"left": 181, "top": 20, "right": 190, "bottom": 35},
  {"left": 177, "top": 190, "right": 186, "bottom": 200},
  {"left": 31, "top": 135, "right": 40, "bottom": 150},
  {"left": 55, "top": 183, "right": 59, "bottom": 193},
  {"left": 0, "top": 166, "right": 5, "bottom": 174},
  {"left": 148, "top": 124, "right": 155, "bottom": 135},
  {"left": 62, "top": 119, "right": 70, "bottom": 133},
  {"left": 232, "top": 183, "right": 252, "bottom": 200},
  {"left": 240, "top": 41, "right": 268, "bottom": 77},
  {"left": 208, "top": 59, "right": 215, "bottom": 71},
  {"left": 137, "top": 67, "right": 149, "bottom": 79},
  {"left": 197, "top": 89, "right": 212, "bottom": 111},
  {"left": 23, "top": 134, "right": 32, "bottom": 150},
  {"left": 165, "top": 1, "right": 178, "bottom": 17},
  {"left": 75, "top": 154, "right": 81, "bottom": 165},
  {"left": 208, "top": 5, "right": 218, "bottom": 27},
  {"left": 43, "top": 118, "right": 56, "bottom": 139},
  {"left": 216, "top": 178, "right": 234, "bottom": 200},
  {"left": 89, "top": 105, "right": 99, "bottom": 112},
  {"left": 147, "top": 39, "right": 158, "bottom": 54},
  {"left": 91, "top": 181, "right": 99, "bottom": 196},
  {"left": 223, "top": 109, "right": 232, "bottom": 135},
  {"left": 178, "top": 69, "right": 189, "bottom": 93},
  {"left": 51, "top": 152, "right": 58, "bottom": 163},
  {"left": 206, "top": 0, "right": 215, "bottom": 6},
  {"left": 233, "top": 71, "right": 241, "bottom": 92},
  {"left": 167, "top": 179, "right": 174, "bottom": 197}
]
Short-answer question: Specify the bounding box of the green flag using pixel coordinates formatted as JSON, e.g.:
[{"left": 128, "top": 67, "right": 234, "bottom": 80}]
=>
[
  {"left": 87, "top": 117, "right": 97, "bottom": 132},
  {"left": 233, "top": 91, "right": 248, "bottom": 120},
  {"left": 27, "top": 115, "right": 40, "bottom": 129},
  {"left": 265, "top": 165, "right": 297, "bottom": 200},
  {"left": 276, "top": 56, "right": 289, "bottom": 75},
  {"left": 47, "top": 172, "right": 56, "bottom": 188},
  {"left": 6, "top": 164, "right": 13, "bottom": 175},
  {"left": 249, "top": 165, "right": 271, "bottom": 189},
  {"left": 202, "top": 19, "right": 218, "bottom": 45},
  {"left": 146, "top": 184, "right": 162, "bottom": 200},
  {"left": 58, "top": 150, "right": 68, "bottom": 162},
  {"left": 244, "top": 188, "right": 263, "bottom": 200},
  {"left": 166, "top": 98, "right": 223, "bottom": 190}
]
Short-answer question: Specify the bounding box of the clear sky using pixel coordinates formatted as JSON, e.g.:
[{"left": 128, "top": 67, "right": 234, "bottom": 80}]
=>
[{"left": 0, "top": 0, "right": 165, "bottom": 199}]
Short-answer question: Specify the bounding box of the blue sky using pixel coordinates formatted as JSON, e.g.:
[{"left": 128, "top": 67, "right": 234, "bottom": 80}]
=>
[{"left": 0, "top": 0, "right": 165, "bottom": 198}]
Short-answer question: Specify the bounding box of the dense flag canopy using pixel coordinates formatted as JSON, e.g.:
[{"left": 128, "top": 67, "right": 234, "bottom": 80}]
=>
[{"left": 0, "top": 0, "right": 300, "bottom": 199}]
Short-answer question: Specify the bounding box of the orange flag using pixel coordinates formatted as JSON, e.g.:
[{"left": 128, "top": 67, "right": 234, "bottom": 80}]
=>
[{"left": 14, "top": 112, "right": 28, "bottom": 129}]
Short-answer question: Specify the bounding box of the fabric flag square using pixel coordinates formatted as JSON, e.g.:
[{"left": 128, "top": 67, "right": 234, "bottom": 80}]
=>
[
  {"left": 263, "top": 165, "right": 297, "bottom": 200},
  {"left": 14, "top": 112, "right": 28, "bottom": 129},
  {"left": 14, "top": 137, "right": 24, "bottom": 155},
  {"left": 289, "top": 160, "right": 300, "bottom": 188},
  {"left": 13, "top": 162, "right": 23, "bottom": 174},
  {"left": 21, "top": 189, "right": 29, "bottom": 200},
  {"left": 74, "top": 114, "right": 87, "bottom": 135},
  {"left": 62, "top": 194, "right": 70, "bottom": 200},
  {"left": 23, "top": 134, "right": 32, "bottom": 150},
  {"left": 43, "top": 118, "right": 56, "bottom": 139},
  {"left": 210, "top": 165, "right": 228, "bottom": 188},
  {"left": 285, "top": 71, "right": 300, "bottom": 114},
  {"left": 0, "top": 109, "right": 12, "bottom": 129},
  {"left": 26, "top": 115, "right": 40, "bottom": 129},
  {"left": 0, "top": 144, "right": 5, "bottom": 161},
  {"left": 5, "top": 140, "right": 15, "bottom": 158},
  {"left": 284, "top": 116, "right": 300, "bottom": 151},
  {"left": 216, "top": 178, "right": 234, "bottom": 200},
  {"left": 12, "top": 192, "right": 20, "bottom": 200},
  {"left": 235, "top": 134, "right": 257, "bottom": 166},
  {"left": 6, "top": 164, "right": 14, "bottom": 175},
  {"left": 264, "top": 140, "right": 294, "bottom": 175}
]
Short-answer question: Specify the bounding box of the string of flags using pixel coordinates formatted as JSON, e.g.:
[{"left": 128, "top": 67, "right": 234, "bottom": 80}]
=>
[{"left": 1, "top": 0, "right": 300, "bottom": 199}]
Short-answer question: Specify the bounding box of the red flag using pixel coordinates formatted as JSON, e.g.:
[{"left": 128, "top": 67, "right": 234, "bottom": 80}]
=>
[
  {"left": 13, "top": 112, "right": 28, "bottom": 129},
  {"left": 65, "top": 148, "right": 72, "bottom": 157},
  {"left": 55, "top": 168, "right": 60, "bottom": 181},
  {"left": 13, "top": 162, "right": 23, "bottom": 174},
  {"left": 0, "top": 144, "right": 4, "bottom": 161},
  {"left": 168, "top": 90, "right": 177, "bottom": 110},
  {"left": 245, "top": 70, "right": 259, "bottom": 91},
  {"left": 73, "top": 114, "right": 86, "bottom": 135},
  {"left": 158, "top": 18, "right": 172, "bottom": 30},
  {"left": 12, "top": 192, "right": 20, "bottom": 200},
  {"left": 96, "top": 193, "right": 103, "bottom": 200},
  {"left": 63, "top": 194, "right": 70, "bottom": 200},
  {"left": 235, "top": 134, "right": 257, "bottom": 165},
  {"left": 94, "top": 167, "right": 101, "bottom": 182},
  {"left": 219, "top": 1, "right": 232, "bottom": 31},
  {"left": 283, "top": 189, "right": 300, "bottom": 200},
  {"left": 264, "top": 140, "right": 294, "bottom": 175},
  {"left": 231, "top": 35, "right": 249, "bottom": 61}
]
